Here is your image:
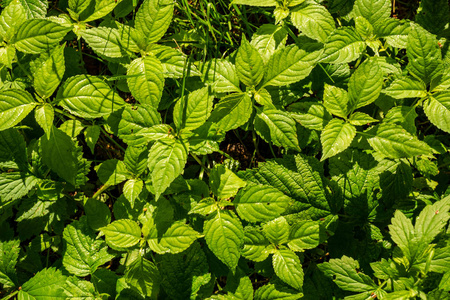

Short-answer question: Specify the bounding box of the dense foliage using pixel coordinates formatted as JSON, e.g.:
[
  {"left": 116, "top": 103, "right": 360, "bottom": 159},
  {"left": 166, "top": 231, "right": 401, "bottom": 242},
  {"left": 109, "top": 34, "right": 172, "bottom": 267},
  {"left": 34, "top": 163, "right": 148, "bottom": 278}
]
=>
[{"left": 0, "top": 0, "right": 449, "bottom": 298}]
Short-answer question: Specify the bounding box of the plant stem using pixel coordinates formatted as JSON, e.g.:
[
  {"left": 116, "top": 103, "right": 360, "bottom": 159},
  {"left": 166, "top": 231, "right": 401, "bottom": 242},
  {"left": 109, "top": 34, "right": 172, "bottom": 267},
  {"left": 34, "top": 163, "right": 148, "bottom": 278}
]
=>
[{"left": 93, "top": 184, "right": 111, "bottom": 200}]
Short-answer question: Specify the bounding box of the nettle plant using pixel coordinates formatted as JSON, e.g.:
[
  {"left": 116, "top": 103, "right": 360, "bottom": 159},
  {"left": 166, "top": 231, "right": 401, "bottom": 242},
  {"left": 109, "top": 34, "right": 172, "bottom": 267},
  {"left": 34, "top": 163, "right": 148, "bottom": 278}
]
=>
[{"left": 0, "top": 0, "right": 449, "bottom": 298}]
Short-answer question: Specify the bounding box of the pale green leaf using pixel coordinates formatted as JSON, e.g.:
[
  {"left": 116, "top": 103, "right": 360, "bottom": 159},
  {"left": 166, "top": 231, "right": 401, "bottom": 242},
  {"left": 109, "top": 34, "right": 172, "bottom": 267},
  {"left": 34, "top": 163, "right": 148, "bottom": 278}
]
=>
[
  {"left": 0, "top": 0, "right": 27, "bottom": 42},
  {"left": 287, "top": 221, "right": 320, "bottom": 251},
  {"left": 423, "top": 93, "right": 450, "bottom": 133},
  {"left": 189, "top": 197, "right": 218, "bottom": 216},
  {"left": 127, "top": 56, "right": 165, "bottom": 107},
  {"left": 255, "top": 108, "right": 300, "bottom": 151},
  {"left": 210, "top": 164, "right": 247, "bottom": 200},
  {"left": 407, "top": 24, "right": 442, "bottom": 84},
  {"left": 34, "top": 44, "right": 65, "bottom": 98},
  {"left": 236, "top": 36, "right": 264, "bottom": 87},
  {"left": 18, "top": 268, "right": 66, "bottom": 300},
  {"left": 348, "top": 58, "right": 383, "bottom": 111},
  {"left": 173, "top": 87, "right": 213, "bottom": 131},
  {"left": 34, "top": 104, "right": 54, "bottom": 138},
  {"left": 321, "top": 27, "right": 365, "bottom": 64},
  {"left": 366, "top": 123, "right": 433, "bottom": 158},
  {"left": 96, "top": 159, "right": 130, "bottom": 185},
  {"left": 58, "top": 75, "right": 125, "bottom": 119},
  {"left": 320, "top": 119, "right": 356, "bottom": 161},
  {"left": 290, "top": 0, "right": 335, "bottom": 43},
  {"left": 208, "top": 93, "right": 252, "bottom": 131},
  {"left": 124, "top": 146, "right": 149, "bottom": 177},
  {"left": 13, "top": 19, "right": 72, "bottom": 54},
  {"left": 242, "top": 226, "right": 270, "bottom": 262},
  {"left": 69, "top": 0, "right": 91, "bottom": 15},
  {"left": 226, "top": 270, "right": 253, "bottom": 300},
  {"left": 254, "top": 280, "right": 303, "bottom": 300},
  {"left": 81, "top": 27, "right": 127, "bottom": 58},
  {"left": 353, "top": 0, "right": 391, "bottom": 26},
  {"left": 101, "top": 219, "right": 141, "bottom": 249},
  {"left": 200, "top": 59, "right": 241, "bottom": 93},
  {"left": 125, "top": 257, "right": 160, "bottom": 298},
  {"left": 153, "top": 45, "right": 201, "bottom": 78},
  {"left": 384, "top": 105, "right": 417, "bottom": 134},
  {"left": 263, "top": 216, "right": 290, "bottom": 245},
  {"left": 376, "top": 18, "right": 410, "bottom": 49},
  {"left": 63, "top": 277, "right": 98, "bottom": 299},
  {"left": 0, "top": 173, "right": 37, "bottom": 203},
  {"left": 148, "top": 138, "right": 188, "bottom": 200},
  {"left": 159, "top": 221, "right": 202, "bottom": 254},
  {"left": 234, "top": 184, "right": 291, "bottom": 222},
  {"left": 388, "top": 210, "right": 415, "bottom": 261},
  {"left": 123, "top": 179, "right": 144, "bottom": 208},
  {"left": 116, "top": 22, "right": 145, "bottom": 53},
  {"left": 323, "top": 84, "right": 348, "bottom": 118},
  {"left": 138, "top": 124, "right": 174, "bottom": 142},
  {"left": 318, "top": 256, "right": 376, "bottom": 292},
  {"left": 63, "top": 219, "right": 115, "bottom": 277},
  {"left": 59, "top": 119, "right": 85, "bottom": 138},
  {"left": 41, "top": 126, "right": 78, "bottom": 186},
  {"left": 263, "top": 44, "right": 321, "bottom": 87},
  {"left": 273, "top": 249, "right": 304, "bottom": 290},
  {"left": 382, "top": 76, "right": 427, "bottom": 99},
  {"left": 355, "top": 16, "right": 374, "bottom": 41},
  {"left": 80, "top": 0, "right": 118, "bottom": 22},
  {"left": 348, "top": 112, "right": 378, "bottom": 126},
  {"left": 0, "top": 45, "right": 16, "bottom": 68},
  {"left": 232, "top": 0, "right": 277, "bottom": 6},
  {"left": 288, "top": 101, "right": 332, "bottom": 130},
  {"left": 0, "top": 89, "right": 36, "bottom": 131},
  {"left": 84, "top": 125, "right": 100, "bottom": 154},
  {"left": 135, "top": 0, "right": 173, "bottom": 44},
  {"left": 415, "top": 195, "right": 450, "bottom": 246},
  {"left": 204, "top": 210, "right": 244, "bottom": 272},
  {"left": 250, "top": 24, "right": 288, "bottom": 64},
  {"left": 0, "top": 240, "right": 19, "bottom": 288}
]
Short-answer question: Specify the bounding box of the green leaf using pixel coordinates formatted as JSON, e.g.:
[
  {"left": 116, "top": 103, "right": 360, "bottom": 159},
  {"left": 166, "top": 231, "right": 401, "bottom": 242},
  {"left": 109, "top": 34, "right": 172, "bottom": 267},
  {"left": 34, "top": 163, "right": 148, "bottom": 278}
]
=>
[
  {"left": 18, "top": 268, "right": 67, "bottom": 299},
  {"left": 287, "top": 221, "right": 320, "bottom": 251},
  {"left": 231, "top": 0, "right": 277, "bottom": 6},
  {"left": 263, "top": 44, "right": 321, "bottom": 87},
  {"left": 34, "top": 104, "right": 54, "bottom": 138},
  {"left": 80, "top": 0, "right": 119, "bottom": 22},
  {"left": 200, "top": 59, "right": 241, "bottom": 93},
  {"left": 96, "top": 159, "right": 130, "bottom": 186},
  {"left": 263, "top": 216, "right": 290, "bottom": 245},
  {"left": 125, "top": 257, "right": 160, "bottom": 298},
  {"left": 58, "top": 75, "right": 125, "bottom": 119},
  {"left": 255, "top": 108, "right": 300, "bottom": 151},
  {"left": 366, "top": 123, "right": 433, "bottom": 158},
  {"left": 273, "top": 249, "right": 304, "bottom": 290},
  {"left": 376, "top": 18, "right": 410, "bottom": 49},
  {"left": 0, "top": 89, "right": 36, "bottom": 131},
  {"left": 153, "top": 45, "right": 201, "bottom": 78},
  {"left": 0, "top": 173, "right": 37, "bottom": 203},
  {"left": 135, "top": 0, "right": 173, "bottom": 44},
  {"left": 236, "top": 36, "right": 264, "bottom": 87},
  {"left": 318, "top": 256, "right": 376, "bottom": 292},
  {"left": 210, "top": 164, "right": 247, "bottom": 200},
  {"left": 13, "top": 19, "right": 72, "bottom": 54},
  {"left": 84, "top": 125, "right": 100, "bottom": 154},
  {"left": 323, "top": 84, "right": 348, "bottom": 118},
  {"left": 384, "top": 105, "right": 417, "bottom": 134},
  {"left": 0, "top": 240, "right": 19, "bottom": 288},
  {"left": 382, "top": 76, "right": 427, "bottom": 99},
  {"left": 234, "top": 184, "right": 291, "bottom": 222},
  {"left": 0, "top": 45, "right": 16, "bottom": 68},
  {"left": 34, "top": 44, "right": 65, "bottom": 98},
  {"left": 415, "top": 195, "right": 450, "bottom": 246},
  {"left": 353, "top": 0, "right": 391, "bottom": 26},
  {"left": 290, "top": 0, "right": 335, "bottom": 43},
  {"left": 173, "top": 87, "right": 213, "bottom": 132},
  {"left": 101, "top": 219, "right": 141, "bottom": 249},
  {"left": 123, "top": 179, "right": 144, "bottom": 208},
  {"left": 58, "top": 119, "right": 85, "bottom": 138},
  {"left": 226, "top": 270, "right": 253, "bottom": 300},
  {"left": 208, "top": 93, "right": 252, "bottom": 131},
  {"left": 148, "top": 138, "right": 188, "bottom": 201},
  {"left": 348, "top": 112, "right": 378, "bottom": 126},
  {"left": 204, "top": 210, "right": 244, "bottom": 272},
  {"left": 0, "top": 128, "right": 27, "bottom": 169},
  {"left": 41, "top": 126, "right": 78, "bottom": 186},
  {"left": 63, "top": 277, "right": 98, "bottom": 299},
  {"left": 63, "top": 218, "right": 115, "bottom": 277},
  {"left": 242, "top": 226, "right": 270, "bottom": 262},
  {"left": 407, "top": 24, "right": 442, "bottom": 84},
  {"left": 0, "top": 0, "right": 27, "bottom": 42},
  {"left": 288, "top": 101, "right": 332, "bottom": 130},
  {"left": 127, "top": 56, "right": 165, "bottom": 107},
  {"left": 320, "top": 119, "right": 356, "bottom": 161},
  {"left": 158, "top": 221, "right": 202, "bottom": 254},
  {"left": 321, "top": 27, "right": 365, "bottom": 64},
  {"left": 250, "top": 24, "right": 288, "bottom": 64},
  {"left": 388, "top": 210, "right": 415, "bottom": 262},
  {"left": 254, "top": 280, "right": 303, "bottom": 300},
  {"left": 416, "top": 0, "right": 449, "bottom": 35},
  {"left": 124, "top": 146, "right": 149, "bottom": 176},
  {"left": 81, "top": 27, "right": 127, "bottom": 58},
  {"left": 348, "top": 58, "right": 383, "bottom": 111},
  {"left": 84, "top": 198, "right": 111, "bottom": 231},
  {"left": 69, "top": 0, "right": 91, "bottom": 15},
  {"left": 423, "top": 93, "right": 450, "bottom": 133}
]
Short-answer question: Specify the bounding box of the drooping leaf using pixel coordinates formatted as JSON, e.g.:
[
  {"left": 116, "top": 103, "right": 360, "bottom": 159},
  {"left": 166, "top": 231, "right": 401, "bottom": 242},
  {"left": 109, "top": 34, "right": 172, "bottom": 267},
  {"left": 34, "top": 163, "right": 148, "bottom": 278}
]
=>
[
  {"left": 148, "top": 138, "right": 188, "bottom": 200},
  {"left": 423, "top": 93, "right": 450, "bottom": 133},
  {"left": 101, "top": 219, "right": 142, "bottom": 249},
  {"left": 236, "top": 36, "right": 264, "bottom": 87},
  {"left": 13, "top": 19, "right": 72, "bottom": 54},
  {"left": 135, "top": 0, "right": 174, "bottom": 44},
  {"left": 0, "top": 89, "right": 36, "bottom": 131},
  {"left": 127, "top": 56, "right": 165, "bottom": 107},
  {"left": 273, "top": 249, "right": 304, "bottom": 290},
  {"left": 58, "top": 75, "right": 125, "bottom": 119},
  {"left": 290, "top": 0, "right": 335, "bottom": 43},
  {"left": 321, "top": 27, "right": 365, "bottom": 64},
  {"left": 204, "top": 210, "right": 244, "bottom": 272},
  {"left": 320, "top": 119, "right": 356, "bottom": 161},
  {"left": 208, "top": 93, "right": 252, "bottom": 131}
]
